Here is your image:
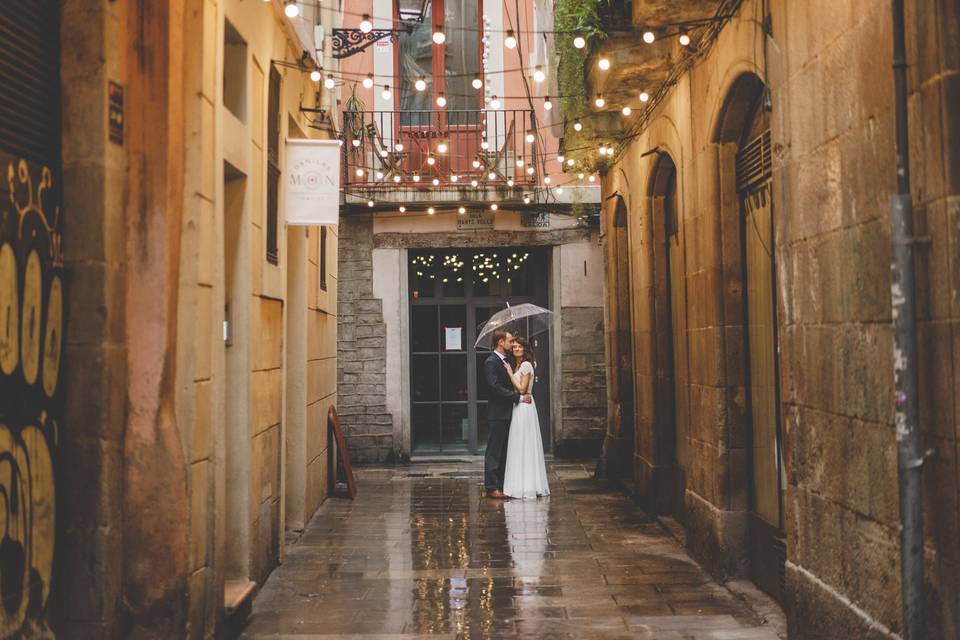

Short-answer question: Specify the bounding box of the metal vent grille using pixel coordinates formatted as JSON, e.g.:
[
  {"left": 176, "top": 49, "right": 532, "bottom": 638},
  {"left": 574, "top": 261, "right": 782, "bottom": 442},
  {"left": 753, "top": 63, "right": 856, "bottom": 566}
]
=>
[
  {"left": 735, "top": 130, "right": 772, "bottom": 193},
  {"left": 0, "top": 0, "right": 60, "bottom": 164}
]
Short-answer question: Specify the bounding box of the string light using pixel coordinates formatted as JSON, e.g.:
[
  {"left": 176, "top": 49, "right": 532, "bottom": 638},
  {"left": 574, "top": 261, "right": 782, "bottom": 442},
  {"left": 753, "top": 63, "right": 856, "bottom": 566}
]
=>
[
  {"left": 359, "top": 14, "right": 372, "bottom": 33},
  {"left": 413, "top": 173, "right": 420, "bottom": 182},
  {"left": 578, "top": 172, "right": 585, "bottom": 179},
  {"left": 488, "top": 171, "right": 497, "bottom": 180},
  {"left": 375, "top": 170, "right": 384, "bottom": 179},
  {"left": 432, "top": 177, "right": 440, "bottom": 185},
  {"left": 507, "top": 178, "right": 514, "bottom": 186},
  {"left": 544, "top": 96, "right": 553, "bottom": 110},
  {"left": 526, "top": 129, "right": 535, "bottom": 143},
  {"left": 458, "top": 206, "right": 466, "bottom": 214},
  {"left": 640, "top": 91, "right": 650, "bottom": 102},
  {"left": 573, "top": 119, "right": 583, "bottom": 131},
  {"left": 533, "top": 66, "right": 546, "bottom": 83},
  {"left": 490, "top": 203, "right": 498, "bottom": 210},
  {"left": 589, "top": 174, "right": 597, "bottom": 182},
  {"left": 526, "top": 164, "right": 534, "bottom": 175},
  {"left": 516, "top": 157, "right": 524, "bottom": 168},
  {"left": 544, "top": 176, "right": 552, "bottom": 184},
  {"left": 284, "top": 1, "right": 299, "bottom": 18},
  {"left": 310, "top": 70, "right": 321, "bottom": 82},
  {"left": 523, "top": 195, "right": 531, "bottom": 204},
  {"left": 622, "top": 105, "right": 632, "bottom": 116},
  {"left": 415, "top": 77, "right": 427, "bottom": 92},
  {"left": 436, "top": 93, "right": 447, "bottom": 107},
  {"left": 352, "top": 138, "right": 361, "bottom": 148},
  {"left": 451, "top": 174, "right": 459, "bottom": 182},
  {"left": 471, "top": 179, "right": 479, "bottom": 187},
  {"left": 432, "top": 25, "right": 446, "bottom": 44},
  {"left": 567, "top": 158, "right": 575, "bottom": 166},
  {"left": 426, "top": 155, "right": 436, "bottom": 166},
  {"left": 598, "top": 58, "right": 610, "bottom": 71},
  {"left": 437, "top": 141, "right": 448, "bottom": 153},
  {"left": 356, "top": 168, "right": 365, "bottom": 177},
  {"left": 473, "top": 158, "right": 482, "bottom": 169},
  {"left": 393, "top": 175, "right": 401, "bottom": 183},
  {"left": 381, "top": 85, "right": 392, "bottom": 100},
  {"left": 472, "top": 75, "right": 483, "bottom": 90},
  {"left": 324, "top": 74, "right": 335, "bottom": 89},
  {"left": 643, "top": 30, "right": 656, "bottom": 43},
  {"left": 428, "top": 207, "right": 436, "bottom": 215},
  {"left": 395, "top": 143, "right": 404, "bottom": 152},
  {"left": 362, "top": 73, "right": 374, "bottom": 89},
  {"left": 558, "top": 154, "right": 565, "bottom": 163},
  {"left": 573, "top": 36, "right": 586, "bottom": 49},
  {"left": 595, "top": 94, "right": 606, "bottom": 108},
  {"left": 367, "top": 199, "right": 374, "bottom": 207},
  {"left": 598, "top": 144, "right": 607, "bottom": 156},
  {"left": 679, "top": 29, "right": 691, "bottom": 46},
  {"left": 480, "top": 140, "right": 489, "bottom": 150},
  {"left": 490, "top": 96, "right": 501, "bottom": 109},
  {"left": 504, "top": 29, "right": 517, "bottom": 49},
  {"left": 557, "top": 187, "right": 564, "bottom": 194},
  {"left": 399, "top": 205, "right": 407, "bottom": 213}
]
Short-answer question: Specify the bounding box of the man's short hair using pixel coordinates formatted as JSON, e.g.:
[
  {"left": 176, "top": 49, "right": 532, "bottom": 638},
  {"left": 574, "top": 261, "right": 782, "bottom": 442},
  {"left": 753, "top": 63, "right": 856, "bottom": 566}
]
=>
[{"left": 493, "top": 330, "right": 511, "bottom": 346}]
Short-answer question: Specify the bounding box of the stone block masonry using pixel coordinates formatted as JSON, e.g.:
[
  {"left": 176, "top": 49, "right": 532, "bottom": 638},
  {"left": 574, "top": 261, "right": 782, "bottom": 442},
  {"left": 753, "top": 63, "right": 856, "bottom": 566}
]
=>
[
  {"left": 557, "top": 306, "right": 607, "bottom": 457},
  {"left": 337, "top": 215, "right": 395, "bottom": 463}
]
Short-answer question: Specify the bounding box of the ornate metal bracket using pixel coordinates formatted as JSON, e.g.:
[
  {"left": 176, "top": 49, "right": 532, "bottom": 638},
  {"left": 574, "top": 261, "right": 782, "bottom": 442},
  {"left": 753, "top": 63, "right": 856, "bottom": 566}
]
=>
[{"left": 332, "top": 26, "right": 412, "bottom": 59}]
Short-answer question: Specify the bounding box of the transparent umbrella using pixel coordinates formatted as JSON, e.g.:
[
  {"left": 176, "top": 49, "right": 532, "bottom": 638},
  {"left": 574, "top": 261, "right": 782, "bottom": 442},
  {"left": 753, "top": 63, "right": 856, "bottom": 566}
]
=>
[{"left": 475, "top": 303, "right": 554, "bottom": 350}]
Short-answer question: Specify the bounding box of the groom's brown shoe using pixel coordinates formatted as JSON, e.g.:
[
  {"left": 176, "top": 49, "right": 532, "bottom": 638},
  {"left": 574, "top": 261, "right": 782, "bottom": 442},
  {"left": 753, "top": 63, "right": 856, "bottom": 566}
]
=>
[{"left": 487, "top": 490, "right": 507, "bottom": 499}]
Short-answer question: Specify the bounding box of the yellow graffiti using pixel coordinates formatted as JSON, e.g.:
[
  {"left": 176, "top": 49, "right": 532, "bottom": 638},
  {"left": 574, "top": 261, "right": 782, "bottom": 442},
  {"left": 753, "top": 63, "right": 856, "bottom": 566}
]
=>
[{"left": 0, "top": 244, "right": 17, "bottom": 375}]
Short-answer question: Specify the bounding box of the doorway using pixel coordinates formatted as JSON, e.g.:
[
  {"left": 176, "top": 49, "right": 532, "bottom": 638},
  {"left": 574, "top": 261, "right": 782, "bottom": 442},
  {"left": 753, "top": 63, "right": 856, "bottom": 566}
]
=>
[{"left": 408, "top": 247, "right": 551, "bottom": 454}]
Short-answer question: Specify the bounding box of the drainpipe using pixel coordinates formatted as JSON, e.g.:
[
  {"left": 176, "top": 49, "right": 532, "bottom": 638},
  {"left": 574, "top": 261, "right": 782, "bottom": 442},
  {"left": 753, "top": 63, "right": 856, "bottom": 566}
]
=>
[{"left": 890, "top": 0, "right": 926, "bottom": 637}]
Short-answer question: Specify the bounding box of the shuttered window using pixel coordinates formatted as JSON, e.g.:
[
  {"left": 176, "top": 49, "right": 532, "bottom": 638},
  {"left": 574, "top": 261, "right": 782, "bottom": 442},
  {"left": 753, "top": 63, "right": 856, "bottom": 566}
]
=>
[{"left": 266, "top": 64, "right": 281, "bottom": 265}]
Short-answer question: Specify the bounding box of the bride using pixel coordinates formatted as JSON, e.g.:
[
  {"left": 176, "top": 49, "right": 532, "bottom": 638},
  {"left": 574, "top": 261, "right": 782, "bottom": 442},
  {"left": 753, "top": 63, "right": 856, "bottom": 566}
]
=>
[{"left": 501, "top": 337, "right": 550, "bottom": 499}]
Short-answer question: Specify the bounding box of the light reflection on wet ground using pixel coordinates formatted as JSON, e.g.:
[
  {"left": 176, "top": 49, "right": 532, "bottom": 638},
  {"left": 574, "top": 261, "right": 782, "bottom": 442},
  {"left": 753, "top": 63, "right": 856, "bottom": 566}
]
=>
[{"left": 242, "top": 462, "right": 781, "bottom": 639}]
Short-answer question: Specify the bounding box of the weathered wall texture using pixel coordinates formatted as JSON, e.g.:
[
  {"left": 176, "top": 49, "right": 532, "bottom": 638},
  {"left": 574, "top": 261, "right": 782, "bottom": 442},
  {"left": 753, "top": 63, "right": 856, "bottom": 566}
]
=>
[
  {"left": 600, "top": 0, "right": 959, "bottom": 637},
  {"left": 53, "top": 0, "right": 339, "bottom": 636}
]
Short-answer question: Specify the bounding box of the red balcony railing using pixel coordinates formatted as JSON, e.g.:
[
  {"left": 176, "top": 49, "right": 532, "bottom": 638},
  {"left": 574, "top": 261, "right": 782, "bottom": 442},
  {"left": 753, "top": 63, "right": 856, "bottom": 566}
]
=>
[{"left": 342, "top": 109, "right": 540, "bottom": 189}]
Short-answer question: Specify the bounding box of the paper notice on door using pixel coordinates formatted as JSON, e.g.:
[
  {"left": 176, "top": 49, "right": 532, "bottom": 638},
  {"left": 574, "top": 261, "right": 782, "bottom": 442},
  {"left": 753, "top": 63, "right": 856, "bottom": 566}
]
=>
[{"left": 445, "top": 327, "right": 462, "bottom": 351}]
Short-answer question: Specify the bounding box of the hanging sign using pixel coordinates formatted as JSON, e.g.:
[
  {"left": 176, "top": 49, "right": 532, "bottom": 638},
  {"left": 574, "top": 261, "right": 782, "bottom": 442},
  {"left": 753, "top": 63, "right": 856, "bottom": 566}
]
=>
[
  {"left": 457, "top": 210, "right": 494, "bottom": 231},
  {"left": 285, "top": 138, "right": 341, "bottom": 225}
]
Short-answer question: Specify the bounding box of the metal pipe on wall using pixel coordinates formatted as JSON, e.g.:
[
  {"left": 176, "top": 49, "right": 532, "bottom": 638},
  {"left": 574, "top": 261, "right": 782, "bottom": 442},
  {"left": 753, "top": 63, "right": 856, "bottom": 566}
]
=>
[{"left": 889, "top": 0, "right": 926, "bottom": 637}]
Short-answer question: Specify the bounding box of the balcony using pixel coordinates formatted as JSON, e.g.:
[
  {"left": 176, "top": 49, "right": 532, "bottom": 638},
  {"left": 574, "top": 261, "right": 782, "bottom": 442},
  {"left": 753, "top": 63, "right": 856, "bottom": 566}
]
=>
[{"left": 342, "top": 109, "right": 542, "bottom": 209}]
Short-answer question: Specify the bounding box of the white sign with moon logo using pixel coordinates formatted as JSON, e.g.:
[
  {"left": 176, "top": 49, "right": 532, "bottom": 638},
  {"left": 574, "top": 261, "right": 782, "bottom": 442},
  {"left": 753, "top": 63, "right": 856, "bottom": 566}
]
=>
[{"left": 285, "top": 138, "right": 342, "bottom": 226}]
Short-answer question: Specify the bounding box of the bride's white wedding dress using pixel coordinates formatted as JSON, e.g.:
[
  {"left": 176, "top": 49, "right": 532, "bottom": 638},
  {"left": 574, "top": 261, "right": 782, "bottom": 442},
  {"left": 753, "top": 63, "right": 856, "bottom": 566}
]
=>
[{"left": 502, "top": 361, "right": 550, "bottom": 499}]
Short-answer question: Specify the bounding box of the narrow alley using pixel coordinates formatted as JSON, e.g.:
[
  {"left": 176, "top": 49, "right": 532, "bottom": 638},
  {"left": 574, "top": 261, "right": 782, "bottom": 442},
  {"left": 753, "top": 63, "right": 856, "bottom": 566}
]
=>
[{"left": 242, "top": 462, "right": 783, "bottom": 639}]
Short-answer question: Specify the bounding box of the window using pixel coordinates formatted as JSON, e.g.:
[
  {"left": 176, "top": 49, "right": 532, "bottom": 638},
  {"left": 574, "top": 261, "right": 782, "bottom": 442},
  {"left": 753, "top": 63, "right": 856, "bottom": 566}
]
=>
[
  {"left": 398, "top": 0, "right": 481, "bottom": 124},
  {"left": 223, "top": 20, "right": 248, "bottom": 122},
  {"left": 266, "top": 64, "right": 281, "bottom": 265},
  {"left": 320, "top": 226, "right": 327, "bottom": 291}
]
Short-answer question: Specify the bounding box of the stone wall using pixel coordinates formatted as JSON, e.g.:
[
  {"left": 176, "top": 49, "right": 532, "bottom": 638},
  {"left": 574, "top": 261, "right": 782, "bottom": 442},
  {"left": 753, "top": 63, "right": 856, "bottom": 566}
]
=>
[
  {"left": 557, "top": 307, "right": 607, "bottom": 457},
  {"left": 337, "top": 215, "right": 396, "bottom": 463}
]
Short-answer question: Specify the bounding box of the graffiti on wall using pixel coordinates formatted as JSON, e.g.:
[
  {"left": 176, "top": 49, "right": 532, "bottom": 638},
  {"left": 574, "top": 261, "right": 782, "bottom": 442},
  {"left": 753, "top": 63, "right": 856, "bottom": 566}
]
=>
[{"left": 0, "top": 156, "right": 62, "bottom": 635}]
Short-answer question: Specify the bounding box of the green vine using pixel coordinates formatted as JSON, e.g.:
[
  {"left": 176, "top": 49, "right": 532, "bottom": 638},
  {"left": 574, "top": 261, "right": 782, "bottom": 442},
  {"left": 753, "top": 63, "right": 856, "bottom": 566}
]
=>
[{"left": 554, "top": 0, "right": 607, "bottom": 162}]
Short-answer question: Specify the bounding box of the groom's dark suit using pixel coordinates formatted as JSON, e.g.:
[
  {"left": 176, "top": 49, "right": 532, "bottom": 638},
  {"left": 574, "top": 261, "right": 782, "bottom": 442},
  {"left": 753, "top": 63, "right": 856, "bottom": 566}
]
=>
[{"left": 483, "top": 351, "right": 520, "bottom": 492}]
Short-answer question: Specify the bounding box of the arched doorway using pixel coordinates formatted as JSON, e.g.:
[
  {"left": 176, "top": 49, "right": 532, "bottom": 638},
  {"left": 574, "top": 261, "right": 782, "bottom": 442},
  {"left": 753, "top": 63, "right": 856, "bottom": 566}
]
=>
[
  {"left": 717, "top": 73, "right": 785, "bottom": 602},
  {"left": 647, "top": 153, "right": 683, "bottom": 515}
]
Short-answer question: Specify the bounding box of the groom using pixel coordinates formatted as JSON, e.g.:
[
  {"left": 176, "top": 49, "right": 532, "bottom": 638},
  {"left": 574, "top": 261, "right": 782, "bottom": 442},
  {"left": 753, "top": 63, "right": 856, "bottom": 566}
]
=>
[{"left": 483, "top": 330, "right": 532, "bottom": 498}]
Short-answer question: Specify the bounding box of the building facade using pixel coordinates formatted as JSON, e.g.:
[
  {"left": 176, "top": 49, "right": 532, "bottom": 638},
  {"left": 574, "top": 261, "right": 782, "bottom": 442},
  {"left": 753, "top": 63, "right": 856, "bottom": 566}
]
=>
[
  {"left": 333, "top": 0, "right": 607, "bottom": 462},
  {"left": 0, "top": 0, "right": 340, "bottom": 636},
  {"left": 587, "top": 0, "right": 959, "bottom": 637}
]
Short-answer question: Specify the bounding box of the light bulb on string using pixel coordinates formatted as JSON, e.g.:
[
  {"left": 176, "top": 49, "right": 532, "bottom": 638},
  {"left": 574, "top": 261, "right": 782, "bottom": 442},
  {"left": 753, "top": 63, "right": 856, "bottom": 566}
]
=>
[
  {"left": 504, "top": 30, "right": 517, "bottom": 49},
  {"left": 578, "top": 172, "right": 585, "bottom": 179},
  {"left": 471, "top": 179, "right": 479, "bottom": 187},
  {"left": 567, "top": 158, "right": 575, "bottom": 166},
  {"left": 356, "top": 168, "right": 365, "bottom": 177},
  {"left": 679, "top": 29, "right": 691, "bottom": 46},
  {"left": 458, "top": 206, "right": 466, "bottom": 214},
  {"left": 362, "top": 73, "right": 374, "bottom": 89},
  {"left": 428, "top": 207, "right": 435, "bottom": 215},
  {"left": 367, "top": 200, "right": 375, "bottom": 208},
  {"left": 516, "top": 157, "right": 524, "bottom": 168},
  {"left": 544, "top": 176, "right": 552, "bottom": 185},
  {"left": 490, "top": 96, "right": 501, "bottom": 109},
  {"left": 412, "top": 173, "right": 420, "bottom": 182},
  {"left": 526, "top": 129, "right": 535, "bottom": 143},
  {"left": 507, "top": 178, "right": 514, "bottom": 187},
  {"left": 573, "top": 119, "right": 583, "bottom": 131},
  {"left": 415, "top": 77, "right": 427, "bottom": 92},
  {"left": 523, "top": 195, "right": 531, "bottom": 204},
  {"left": 589, "top": 174, "right": 597, "bottom": 182},
  {"left": 526, "top": 164, "right": 534, "bottom": 175},
  {"left": 595, "top": 94, "right": 606, "bottom": 108},
  {"left": 472, "top": 75, "right": 483, "bottom": 90},
  {"left": 480, "top": 140, "right": 489, "bottom": 150},
  {"left": 352, "top": 138, "right": 361, "bottom": 148},
  {"left": 558, "top": 154, "right": 565, "bottom": 164},
  {"left": 488, "top": 171, "right": 497, "bottom": 180},
  {"left": 472, "top": 158, "right": 482, "bottom": 169},
  {"left": 399, "top": 206, "right": 407, "bottom": 213},
  {"left": 557, "top": 187, "right": 564, "bottom": 194},
  {"left": 433, "top": 177, "right": 440, "bottom": 185},
  {"left": 451, "top": 174, "right": 459, "bottom": 182},
  {"left": 359, "top": 14, "right": 373, "bottom": 33},
  {"left": 598, "top": 57, "right": 610, "bottom": 71},
  {"left": 643, "top": 29, "right": 656, "bottom": 43},
  {"left": 432, "top": 26, "right": 446, "bottom": 44},
  {"left": 393, "top": 175, "right": 401, "bottom": 183},
  {"left": 437, "top": 141, "right": 448, "bottom": 154},
  {"left": 375, "top": 170, "right": 384, "bottom": 180},
  {"left": 436, "top": 93, "right": 447, "bottom": 107},
  {"left": 284, "top": 1, "right": 299, "bottom": 18},
  {"left": 395, "top": 143, "right": 404, "bottom": 152},
  {"left": 622, "top": 106, "right": 632, "bottom": 116},
  {"left": 310, "top": 70, "right": 321, "bottom": 82},
  {"left": 573, "top": 35, "right": 586, "bottom": 49},
  {"left": 382, "top": 85, "right": 392, "bottom": 100},
  {"left": 427, "top": 155, "right": 436, "bottom": 166},
  {"left": 324, "top": 74, "right": 336, "bottom": 89},
  {"left": 533, "top": 66, "right": 546, "bottom": 83},
  {"left": 490, "top": 203, "right": 498, "bottom": 211},
  {"left": 544, "top": 96, "right": 553, "bottom": 110},
  {"left": 640, "top": 91, "right": 650, "bottom": 103}
]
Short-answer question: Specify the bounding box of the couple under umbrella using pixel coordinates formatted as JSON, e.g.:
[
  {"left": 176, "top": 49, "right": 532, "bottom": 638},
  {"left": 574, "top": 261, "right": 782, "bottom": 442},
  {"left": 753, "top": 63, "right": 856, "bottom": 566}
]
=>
[{"left": 475, "top": 304, "right": 551, "bottom": 499}]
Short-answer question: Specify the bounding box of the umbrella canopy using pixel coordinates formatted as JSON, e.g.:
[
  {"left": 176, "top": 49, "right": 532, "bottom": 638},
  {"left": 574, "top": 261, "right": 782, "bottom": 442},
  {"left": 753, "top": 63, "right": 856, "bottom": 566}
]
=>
[{"left": 475, "top": 303, "right": 554, "bottom": 350}]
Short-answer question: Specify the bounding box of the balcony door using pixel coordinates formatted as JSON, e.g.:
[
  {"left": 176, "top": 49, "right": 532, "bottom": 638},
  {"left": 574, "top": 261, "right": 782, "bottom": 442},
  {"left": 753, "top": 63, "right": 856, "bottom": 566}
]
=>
[{"left": 396, "top": 0, "right": 482, "bottom": 180}]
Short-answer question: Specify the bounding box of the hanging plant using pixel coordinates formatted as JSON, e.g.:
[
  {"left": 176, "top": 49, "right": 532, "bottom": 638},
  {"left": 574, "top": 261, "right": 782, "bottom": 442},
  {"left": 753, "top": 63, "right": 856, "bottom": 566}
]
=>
[
  {"left": 344, "top": 84, "right": 367, "bottom": 147},
  {"left": 554, "top": 0, "right": 606, "bottom": 157}
]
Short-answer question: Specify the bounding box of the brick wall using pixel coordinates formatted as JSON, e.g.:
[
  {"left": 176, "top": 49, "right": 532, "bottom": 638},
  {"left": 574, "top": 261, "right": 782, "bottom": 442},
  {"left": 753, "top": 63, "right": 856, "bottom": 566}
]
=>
[{"left": 337, "top": 215, "right": 395, "bottom": 463}]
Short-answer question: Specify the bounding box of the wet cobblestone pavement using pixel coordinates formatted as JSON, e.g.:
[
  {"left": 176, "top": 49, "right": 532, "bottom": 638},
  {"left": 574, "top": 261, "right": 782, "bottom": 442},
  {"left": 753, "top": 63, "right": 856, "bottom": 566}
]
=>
[{"left": 242, "top": 462, "right": 783, "bottom": 639}]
